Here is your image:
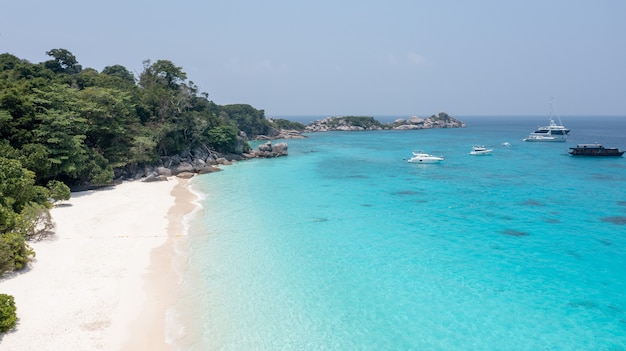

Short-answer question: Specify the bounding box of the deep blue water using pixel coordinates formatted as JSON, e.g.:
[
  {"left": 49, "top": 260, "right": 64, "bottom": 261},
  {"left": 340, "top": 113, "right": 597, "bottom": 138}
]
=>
[{"left": 181, "top": 116, "right": 626, "bottom": 350}]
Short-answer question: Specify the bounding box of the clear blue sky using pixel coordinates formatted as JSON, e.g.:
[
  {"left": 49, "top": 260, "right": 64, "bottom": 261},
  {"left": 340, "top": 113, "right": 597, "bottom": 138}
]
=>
[{"left": 2, "top": 0, "right": 625, "bottom": 117}]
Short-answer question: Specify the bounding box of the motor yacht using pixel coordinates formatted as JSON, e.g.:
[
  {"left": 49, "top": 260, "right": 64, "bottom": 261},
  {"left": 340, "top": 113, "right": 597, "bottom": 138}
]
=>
[
  {"left": 408, "top": 151, "right": 444, "bottom": 163},
  {"left": 523, "top": 118, "right": 570, "bottom": 142},
  {"left": 470, "top": 145, "right": 493, "bottom": 155},
  {"left": 523, "top": 101, "right": 570, "bottom": 142}
]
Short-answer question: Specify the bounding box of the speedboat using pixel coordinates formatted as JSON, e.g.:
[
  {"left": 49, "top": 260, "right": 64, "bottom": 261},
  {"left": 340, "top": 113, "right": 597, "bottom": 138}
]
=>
[
  {"left": 469, "top": 145, "right": 492, "bottom": 155},
  {"left": 408, "top": 151, "right": 444, "bottom": 163}
]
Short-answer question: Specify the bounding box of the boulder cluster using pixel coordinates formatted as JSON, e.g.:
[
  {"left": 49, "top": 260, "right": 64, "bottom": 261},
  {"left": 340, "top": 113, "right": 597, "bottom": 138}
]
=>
[
  {"left": 246, "top": 141, "right": 289, "bottom": 158},
  {"left": 111, "top": 140, "right": 288, "bottom": 184}
]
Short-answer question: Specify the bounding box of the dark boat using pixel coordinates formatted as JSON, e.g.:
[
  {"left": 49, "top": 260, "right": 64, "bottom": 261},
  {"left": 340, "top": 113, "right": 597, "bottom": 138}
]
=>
[{"left": 568, "top": 144, "right": 625, "bottom": 157}]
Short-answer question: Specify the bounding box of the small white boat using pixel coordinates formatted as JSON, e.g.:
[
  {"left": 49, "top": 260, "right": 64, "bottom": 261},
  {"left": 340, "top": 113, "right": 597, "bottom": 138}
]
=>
[
  {"left": 408, "top": 151, "right": 444, "bottom": 163},
  {"left": 469, "top": 145, "right": 493, "bottom": 155}
]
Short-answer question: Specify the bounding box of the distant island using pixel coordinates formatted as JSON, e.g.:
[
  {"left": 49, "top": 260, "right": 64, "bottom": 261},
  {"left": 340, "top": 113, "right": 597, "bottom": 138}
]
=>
[
  {"left": 304, "top": 112, "right": 466, "bottom": 132},
  {"left": 265, "top": 112, "right": 466, "bottom": 139}
]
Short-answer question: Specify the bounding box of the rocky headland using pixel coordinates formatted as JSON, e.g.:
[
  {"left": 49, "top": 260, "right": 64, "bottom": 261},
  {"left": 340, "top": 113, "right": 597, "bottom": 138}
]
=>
[
  {"left": 105, "top": 112, "right": 463, "bottom": 186},
  {"left": 72, "top": 137, "right": 288, "bottom": 189},
  {"left": 119, "top": 140, "right": 289, "bottom": 184}
]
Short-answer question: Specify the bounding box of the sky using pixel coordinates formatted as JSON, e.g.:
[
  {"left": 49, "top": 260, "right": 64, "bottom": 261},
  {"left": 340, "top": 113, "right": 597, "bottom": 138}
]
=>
[{"left": 1, "top": 0, "right": 625, "bottom": 118}]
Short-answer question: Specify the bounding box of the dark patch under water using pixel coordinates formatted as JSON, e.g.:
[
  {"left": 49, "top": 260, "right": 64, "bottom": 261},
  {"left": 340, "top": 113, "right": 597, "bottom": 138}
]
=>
[
  {"left": 567, "top": 250, "right": 583, "bottom": 260},
  {"left": 601, "top": 216, "right": 626, "bottom": 225},
  {"left": 311, "top": 217, "right": 329, "bottom": 222},
  {"left": 617, "top": 200, "right": 626, "bottom": 206},
  {"left": 361, "top": 203, "right": 374, "bottom": 207},
  {"left": 607, "top": 304, "right": 623, "bottom": 314},
  {"left": 392, "top": 190, "right": 422, "bottom": 196},
  {"left": 543, "top": 218, "right": 560, "bottom": 224},
  {"left": 501, "top": 229, "right": 529, "bottom": 237},
  {"left": 521, "top": 199, "right": 544, "bottom": 206}
]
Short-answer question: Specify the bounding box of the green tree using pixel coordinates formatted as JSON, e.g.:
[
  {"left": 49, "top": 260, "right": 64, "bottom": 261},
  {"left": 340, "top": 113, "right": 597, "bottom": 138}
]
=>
[
  {"left": 78, "top": 86, "right": 141, "bottom": 167},
  {"left": 0, "top": 231, "right": 35, "bottom": 272},
  {"left": 206, "top": 125, "right": 239, "bottom": 153},
  {"left": 0, "top": 53, "right": 23, "bottom": 73},
  {"left": 219, "top": 104, "right": 269, "bottom": 137},
  {"left": 0, "top": 294, "right": 17, "bottom": 333},
  {"left": 130, "top": 135, "right": 159, "bottom": 164},
  {"left": 43, "top": 48, "right": 82, "bottom": 74},
  {"left": 102, "top": 64, "right": 135, "bottom": 84},
  {"left": 138, "top": 59, "right": 199, "bottom": 156},
  {"left": 0, "top": 157, "right": 47, "bottom": 274},
  {"left": 47, "top": 180, "right": 70, "bottom": 203},
  {"left": 139, "top": 59, "right": 187, "bottom": 91},
  {"left": 270, "top": 118, "right": 306, "bottom": 131}
]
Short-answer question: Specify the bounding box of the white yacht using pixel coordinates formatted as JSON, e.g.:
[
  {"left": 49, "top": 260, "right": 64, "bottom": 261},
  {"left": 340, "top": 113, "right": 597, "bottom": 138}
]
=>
[
  {"left": 469, "top": 145, "right": 493, "bottom": 155},
  {"left": 408, "top": 151, "right": 444, "bottom": 163},
  {"left": 523, "top": 118, "right": 570, "bottom": 142},
  {"left": 523, "top": 102, "right": 570, "bottom": 142}
]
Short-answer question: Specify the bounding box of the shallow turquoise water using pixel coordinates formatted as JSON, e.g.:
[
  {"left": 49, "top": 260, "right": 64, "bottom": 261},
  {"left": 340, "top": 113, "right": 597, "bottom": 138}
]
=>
[{"left": 184, "top": 116, "right": 626, "bottom": 350}]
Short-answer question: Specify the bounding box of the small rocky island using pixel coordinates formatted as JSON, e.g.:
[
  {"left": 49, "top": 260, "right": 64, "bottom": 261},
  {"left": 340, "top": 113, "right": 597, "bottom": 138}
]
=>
[{"left": 304, "top": 112, "right": 466, "bottom": 132}]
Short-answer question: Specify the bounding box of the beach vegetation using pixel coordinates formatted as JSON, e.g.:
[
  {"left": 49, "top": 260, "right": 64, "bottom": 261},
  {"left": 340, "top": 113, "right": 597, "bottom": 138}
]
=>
[
  {"left": 0, "top": 294, "right": 17, "bottom": 333},
  {"left": 0, "top": 156, "right": 50, "bottom": 274},
  {"left": 206, "top": 124, "right": 239, "bottom": 153},
  {"left": 47, "top": 180, "right": 70, "bottom": 203},
  {"left": 269, "top": 118, "right": 306, "bottom": 131},
  {"left": 0, "top": 49, "right": 276, "bottom": 277},
  {"left": 219, "top": 104, "right": 270, "bottom": 137},
  {"left": 0, "top": 232, "right": 35, "bottom": 272},
  {"left": 0, "top": 50, "right": 271, "bottom": 187}
]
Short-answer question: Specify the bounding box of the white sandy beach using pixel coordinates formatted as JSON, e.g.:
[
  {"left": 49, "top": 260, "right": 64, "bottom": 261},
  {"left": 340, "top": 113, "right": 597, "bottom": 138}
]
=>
[{"left": 0, "top": 178, "right": 195, "bottom": 350}]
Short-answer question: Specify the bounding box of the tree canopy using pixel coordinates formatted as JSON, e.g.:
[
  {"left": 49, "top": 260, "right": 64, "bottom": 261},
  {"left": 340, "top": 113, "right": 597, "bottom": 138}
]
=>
[{"left": 0, "top": 49, "right": 277, "bottom": 277}]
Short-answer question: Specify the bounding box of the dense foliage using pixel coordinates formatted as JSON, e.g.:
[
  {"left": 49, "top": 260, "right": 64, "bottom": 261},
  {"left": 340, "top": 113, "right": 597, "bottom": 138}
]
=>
[
  {"left": 0, "top": 49, "right": 275, "bottom": 278},
  {"left": 0, "top": 294, "right": 17, "bottom": 333},
  {"left": 269, "top": 118, "right": 306, "bottom": 131},
  {"left": 0, "top": 155, "right": 48, "bottom": 275}
]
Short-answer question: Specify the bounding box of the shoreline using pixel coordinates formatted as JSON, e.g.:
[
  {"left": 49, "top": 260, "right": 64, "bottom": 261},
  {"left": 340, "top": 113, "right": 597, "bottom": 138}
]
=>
[
  {"left": 0, "top": 178, "right": 196, "bottom": 350},
  {"left": 121, "top": 179, "right": 198, "bottom": 350}
]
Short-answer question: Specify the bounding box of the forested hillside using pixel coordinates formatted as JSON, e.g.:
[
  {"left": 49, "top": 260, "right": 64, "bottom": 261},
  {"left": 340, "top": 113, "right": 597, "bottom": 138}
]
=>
[{"left": 0, "top": 48, "right": 281, "bottom": 276}]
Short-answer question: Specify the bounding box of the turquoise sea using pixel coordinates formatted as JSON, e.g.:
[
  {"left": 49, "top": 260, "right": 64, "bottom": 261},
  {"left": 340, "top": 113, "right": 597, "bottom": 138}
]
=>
[{"left": 180, "top": 116, "right": 626, "bottom": 350}]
